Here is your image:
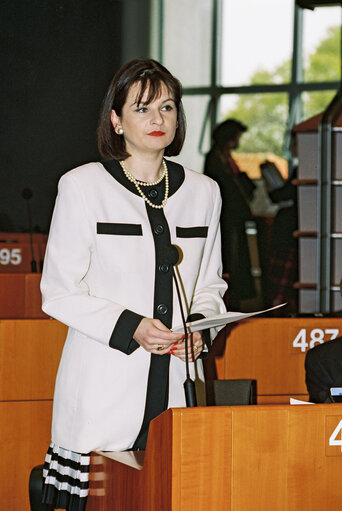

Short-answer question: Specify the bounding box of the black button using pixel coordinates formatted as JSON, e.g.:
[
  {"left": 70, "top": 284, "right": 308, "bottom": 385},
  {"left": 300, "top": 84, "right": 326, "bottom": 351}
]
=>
[
  {"left": 154, "top": 224, "right": 164, "bottom": 235},
  {"left": 148, "top": 189, "right": 158, "bottom": 199},
  {"left": 157, "top": 304, "right": 168, "bottom": 315},
  {"left": 159, "top": 264, "right": 170, "bottom": 273}
]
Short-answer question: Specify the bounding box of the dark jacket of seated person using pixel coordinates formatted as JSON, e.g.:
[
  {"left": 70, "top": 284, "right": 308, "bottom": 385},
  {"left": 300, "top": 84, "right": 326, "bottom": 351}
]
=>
[{"left": 305, "top": 336, "right": 342, "bottom": 403}]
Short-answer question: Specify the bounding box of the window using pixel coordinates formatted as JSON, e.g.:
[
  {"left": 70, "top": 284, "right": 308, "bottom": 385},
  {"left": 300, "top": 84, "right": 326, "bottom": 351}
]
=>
[
  {"left": 219, "top": 92, "right": 289, "bottom": 156},
  {"left": 302, "top": 89, "right": 338, "bottom": 119},
  {"left": 221, "top": 0, "right": 293, "bottom": 86},
  {"left": 162, "top": 0, "right": 213, "bottom": 87},
  {"left": 302, "top": 6, "right": 341, "bottom": 83},
  {"left": 152, "top": 0, "right": 341, "bottom": 172}
]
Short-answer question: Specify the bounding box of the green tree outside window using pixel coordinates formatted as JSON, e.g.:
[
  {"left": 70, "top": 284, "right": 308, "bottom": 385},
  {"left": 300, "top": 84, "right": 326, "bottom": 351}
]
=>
[{"left": 224, "top": 25, "right": 340, "bottom": 158}]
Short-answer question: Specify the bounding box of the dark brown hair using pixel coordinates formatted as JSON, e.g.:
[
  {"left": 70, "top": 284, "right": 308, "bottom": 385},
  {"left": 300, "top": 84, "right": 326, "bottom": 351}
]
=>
[
  {"left": 98, "top": 58, "right": 186, "bottom": 160},
  {"left": 212, "top": 119, "right": 248, "bottom": 149}
]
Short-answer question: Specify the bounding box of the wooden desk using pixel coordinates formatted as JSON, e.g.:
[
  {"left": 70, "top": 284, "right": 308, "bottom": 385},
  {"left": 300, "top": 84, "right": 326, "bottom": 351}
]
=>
[
  {"left": 0, "top": 232, "right": 47, "bottom": 273},
  {"left": 0, "top": 319, "right": 67, "bottom": 511},
  {"left": 0, "top": 273, "right": 47, "bottom": 318},
  {"left": 87, "top": 405, "right": 342, "bottom": 511},
  {"left": 1, "top": 316, "right": 342, "bottom": 509},
  {"left": 206, "top": 317, "right": 342, "bottom": 403}
]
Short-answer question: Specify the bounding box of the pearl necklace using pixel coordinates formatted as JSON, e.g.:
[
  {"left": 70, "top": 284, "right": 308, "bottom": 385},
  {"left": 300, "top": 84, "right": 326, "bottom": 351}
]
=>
[{"left": 119, "top": 159, "right": 169, "bottom": 209}]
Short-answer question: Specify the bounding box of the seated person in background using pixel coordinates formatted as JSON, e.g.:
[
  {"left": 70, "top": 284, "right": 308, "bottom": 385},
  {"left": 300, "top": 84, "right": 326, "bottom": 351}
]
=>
[
  {"left": 262, "top": 161, "right": 298, "bottom": 314},
  {"left": 305, "top": 337, "right": 342, "bottom": 403},
  {"left": 260, "top": 132, "right": 299, "bottom": 316}
]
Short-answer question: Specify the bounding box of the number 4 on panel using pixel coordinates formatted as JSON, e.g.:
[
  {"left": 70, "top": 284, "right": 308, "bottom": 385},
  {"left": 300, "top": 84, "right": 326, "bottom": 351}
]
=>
[
  {"left": 329, "top": 420, "right": 342, "bottom": 452},
  {"left": 292, "top": 328, "right": 340, "bottom": 352}
]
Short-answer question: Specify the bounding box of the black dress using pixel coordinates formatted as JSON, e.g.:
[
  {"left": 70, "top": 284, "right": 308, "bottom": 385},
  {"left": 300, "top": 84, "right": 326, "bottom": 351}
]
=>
[
  {"left": 266, "top": 172, "right": 298, "bottom": 314},
  {"left": 204, "top": 147, "right": 256, "bottom": 308}
]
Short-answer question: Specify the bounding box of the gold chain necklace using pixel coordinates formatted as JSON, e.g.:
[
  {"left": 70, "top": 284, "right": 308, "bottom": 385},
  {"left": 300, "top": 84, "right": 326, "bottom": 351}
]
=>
[{"left": 119, "top": 159, "right": 169, "bottom": 209}]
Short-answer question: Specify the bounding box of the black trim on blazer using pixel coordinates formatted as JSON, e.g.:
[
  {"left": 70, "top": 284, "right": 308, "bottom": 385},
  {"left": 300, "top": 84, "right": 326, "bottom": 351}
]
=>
[
  {"left": 97, "top": 222, "right": 142, "bottom": 236},
  {"left": 109, "top": 309, "right": 144, "bottom": 354},
  {"left": 100, "top": 158, "right": 185, "bottom": 450},
  {"left": 101, "top": 159, "right": 185, "bottom": 199},
  {"left": 176, "top": 226, "right": 208, "bottom": 238},
  {"left": 132, "top": 203, "right": 173, "bottom": 450}
]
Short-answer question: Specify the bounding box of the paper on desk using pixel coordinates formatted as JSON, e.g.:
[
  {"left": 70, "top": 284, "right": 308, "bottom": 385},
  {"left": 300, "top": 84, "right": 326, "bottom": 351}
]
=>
[
  {"left": 172, "top": 303, "right": 286, "bottom": 333},
  {"left": 290, "top": 398, "right": 314, "bottom": 405}
]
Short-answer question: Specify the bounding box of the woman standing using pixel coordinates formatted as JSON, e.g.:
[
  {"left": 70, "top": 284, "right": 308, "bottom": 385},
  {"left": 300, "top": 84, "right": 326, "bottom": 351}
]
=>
[
  {"left": 204, "top": 119, "right": 256, "bottom": 310},
  {"left": 41, "top": 58, "right": 227, "bottom": 510}
]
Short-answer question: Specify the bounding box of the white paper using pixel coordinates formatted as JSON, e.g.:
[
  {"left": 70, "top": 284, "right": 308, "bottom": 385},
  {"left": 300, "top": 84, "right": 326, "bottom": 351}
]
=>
[
  {"left": 290, "top": 398, "right": 314, "bottom": 405},
  {"left": 172, "top": 303, "right": 286, "bottom": 333}
]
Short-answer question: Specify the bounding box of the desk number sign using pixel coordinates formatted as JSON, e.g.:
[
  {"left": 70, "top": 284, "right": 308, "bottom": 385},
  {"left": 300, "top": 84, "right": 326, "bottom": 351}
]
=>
[
  {"left": 327, "top": 417, "right": 342, "bottom": 456},
  {"left": 292, "top": 328, "right": 340, "bottom": 352},
  {"left": 0, "top": 248, "right": 22, "bottom": 266}
]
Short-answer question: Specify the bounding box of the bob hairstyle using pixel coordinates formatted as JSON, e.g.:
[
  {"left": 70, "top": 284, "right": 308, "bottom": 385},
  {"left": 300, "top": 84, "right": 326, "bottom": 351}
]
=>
[{"left": 98, "top": 58, "right": 186, "bottom": 160}]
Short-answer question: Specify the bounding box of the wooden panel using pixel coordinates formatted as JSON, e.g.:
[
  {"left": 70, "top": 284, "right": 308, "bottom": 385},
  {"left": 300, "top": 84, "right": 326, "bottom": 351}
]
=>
[
  {"left": 230, "top": 404, "right": 342, "bottom": 511},
  {"left": 88, "top": 414, "right": 174, "bottom": 511},
  {"left": 287, "top": 406, "right": 342, "bottom": 510},
  {"left": 231, "top": 407, "right": 288, "bottom": 511},
  {"left": 0, "top": 273, "right": 25, "bottom": 317},
  {"left": 0, "top": 273, "right": 47, "bottom": 318},
  {"left": 0, "top": 319, "right": 67, "bottom": 400},
  {"left": 24, "top": 273, "right": 47, "bottom": 318},
  {"left": 87, "top": 408, "right": 233, "bottom": 511},
  {"left": 0, "top": 400, "right": 53, "bottom": 511},
  {"left": 209, "top": 318, "right": 342, "bottom": 402},
  {"left": 175, "top": 407, "right": 232, "bottom": 511},
  {"left": 0, "top": 319, "right": 66, "bottom": 511},
  {"left": 257, "top": 394, "right": 308, "bottom": 404},
  {"left": 87, "top": 405, "right": 342, "bottom": 511}
]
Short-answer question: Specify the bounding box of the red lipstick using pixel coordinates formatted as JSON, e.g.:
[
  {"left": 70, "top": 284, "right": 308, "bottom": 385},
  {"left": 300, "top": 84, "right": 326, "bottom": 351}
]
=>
[{"left": 148, "top": 131, "right": 165, "bottom": 136}]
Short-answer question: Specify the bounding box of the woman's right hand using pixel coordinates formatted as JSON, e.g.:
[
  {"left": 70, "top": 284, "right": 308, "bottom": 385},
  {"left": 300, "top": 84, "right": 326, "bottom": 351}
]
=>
[{"left": 134, "top": 318, "right": 185, "bottom": 354}]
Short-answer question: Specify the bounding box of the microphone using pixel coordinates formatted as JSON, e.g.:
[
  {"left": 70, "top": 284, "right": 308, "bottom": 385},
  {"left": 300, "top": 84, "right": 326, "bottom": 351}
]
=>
[
  {"left": 22, "top": 188, "right": 37, "bottom": 273},
  {"left": 163, "top": 244, "right": 180, "bottom": 266},
  {"left": 170, "top": 244, "right": 197, "bottom": 407}
]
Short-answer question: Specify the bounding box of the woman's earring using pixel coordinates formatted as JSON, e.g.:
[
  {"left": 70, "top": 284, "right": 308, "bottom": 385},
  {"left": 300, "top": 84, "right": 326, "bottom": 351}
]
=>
[{"left": 117, "top": 128, "right": 124, "bottom": 135}]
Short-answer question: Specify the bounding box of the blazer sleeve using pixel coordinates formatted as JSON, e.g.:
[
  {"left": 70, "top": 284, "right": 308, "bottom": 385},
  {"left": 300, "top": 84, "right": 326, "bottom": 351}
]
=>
[
  {"left": 40, "top": 172, "right": 143, "bottom": 353},
  {"left": 187, "top": 180, "right": 227, "bottom": 341}
]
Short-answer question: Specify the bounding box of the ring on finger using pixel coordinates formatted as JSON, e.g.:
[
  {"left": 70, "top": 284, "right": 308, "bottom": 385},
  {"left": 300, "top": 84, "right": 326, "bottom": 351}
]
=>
[
  {"left": 157, "top": 344, "right": 164, "bottom": 351},
  {"left": 193, "top": 345, "right": 199, "bottom": 353}
]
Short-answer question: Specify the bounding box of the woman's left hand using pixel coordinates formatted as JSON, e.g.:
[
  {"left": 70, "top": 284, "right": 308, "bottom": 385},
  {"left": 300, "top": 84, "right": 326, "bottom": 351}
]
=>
[{"left": 169, "top": 331, "right": 203, "bottom": 362}]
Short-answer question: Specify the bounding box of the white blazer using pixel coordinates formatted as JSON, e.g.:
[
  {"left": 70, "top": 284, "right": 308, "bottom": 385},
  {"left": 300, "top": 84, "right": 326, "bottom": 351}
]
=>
[{"left": 41, "top": 159, "right": 227, "bottom": 452}]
